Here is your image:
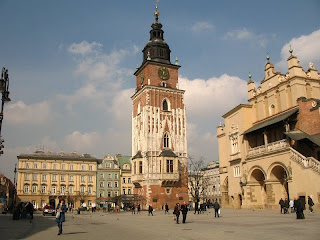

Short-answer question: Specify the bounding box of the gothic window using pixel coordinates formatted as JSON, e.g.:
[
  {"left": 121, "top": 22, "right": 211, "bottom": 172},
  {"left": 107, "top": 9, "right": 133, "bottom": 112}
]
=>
[
  {"left": 139, "top": 161, "right": 143, "bottom": 174},
  {"left": 160, "top": 48, "right": 164, "bottom": 56},
  {"left": 164, "top": 132, "right": 169, "bottom": 148},
  {"left": 137, "top": 102, "right": 141, "bottom": 114},
  {"left": 163, "top": 99, "right": 168, "bottom": 111},
  {"left": 230, "top": 134, "right": 239, "bottom": 154},
  {"left": 134, "top": 162, "right": 136, "bottom": 174},
  {"left": 233, "top": 166, "right": 241, "bottom": 177},
  {"left": 166, "top": 160, "right": 174, "bottom": 173},
  {"left": 161, "top": 81, "right": 166, "bottom": 87}
]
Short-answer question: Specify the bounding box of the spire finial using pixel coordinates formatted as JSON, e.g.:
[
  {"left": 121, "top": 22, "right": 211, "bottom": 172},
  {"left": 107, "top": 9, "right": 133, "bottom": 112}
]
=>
[
  {"left": 248, "top": 72, "right": 252, "bottom": 80},
  {"left": 175, "top": 57, "right": 179, "bottom": 65},
  {"left": 266, "top": 53, "right": 270, "bottom": 62},
  {"left": 289, "top": 45, "right": 293, "bottom": 55},
  {"left": 154, "top": 0, "right": 160, "bottom": 22}
]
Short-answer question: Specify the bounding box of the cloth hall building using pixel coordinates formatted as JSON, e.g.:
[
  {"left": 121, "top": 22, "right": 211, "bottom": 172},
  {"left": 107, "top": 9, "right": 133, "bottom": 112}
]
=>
[{"left": 217, "top": 51, "right": 320, "bottom": 209}]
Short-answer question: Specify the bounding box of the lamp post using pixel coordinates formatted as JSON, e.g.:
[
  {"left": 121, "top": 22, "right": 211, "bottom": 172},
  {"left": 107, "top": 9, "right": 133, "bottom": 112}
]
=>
[{"left": 0, "top": 67, "right": 11, "bottom": 156}]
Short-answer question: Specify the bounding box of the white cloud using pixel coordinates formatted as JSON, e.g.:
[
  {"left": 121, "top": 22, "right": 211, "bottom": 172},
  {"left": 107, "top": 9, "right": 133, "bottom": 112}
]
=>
[
  {"left": 191, "top": 21, "right": 214, "bottom": 32},
  {"left": 68, "top": 41, "right": 102, "bottom": 55},
  {"left": 4, "top": 100, "right": 52, "bottom": 125},
  {"left": 276, "top": 29, "right": 320, "bottom": 71},
  {"left": 224, "top": 28, "right": 267, "bottom": 48},
  {"left": 110, "top": 88, "right": 135, "bottom": 120},
  {"left": 64, "top": 131, "right": 102, "bottom": 153}
]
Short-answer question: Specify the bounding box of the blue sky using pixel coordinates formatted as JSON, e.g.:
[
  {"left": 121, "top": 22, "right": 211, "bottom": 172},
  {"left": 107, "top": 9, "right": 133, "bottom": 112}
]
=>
[{"left": 1, "top": 0, "right": 320, "bottom": 180}]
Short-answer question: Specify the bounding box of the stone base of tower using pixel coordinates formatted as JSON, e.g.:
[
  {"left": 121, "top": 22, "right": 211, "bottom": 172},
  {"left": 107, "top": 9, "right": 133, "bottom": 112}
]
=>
[{"left": 134, "top": 184, "right": 188, "bottom": 210}]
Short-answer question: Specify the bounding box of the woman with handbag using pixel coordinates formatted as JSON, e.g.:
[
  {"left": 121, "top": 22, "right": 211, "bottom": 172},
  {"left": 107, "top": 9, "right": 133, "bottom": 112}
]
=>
[{"left": 56, "top": 199, "right": 67, "bottom": 235}]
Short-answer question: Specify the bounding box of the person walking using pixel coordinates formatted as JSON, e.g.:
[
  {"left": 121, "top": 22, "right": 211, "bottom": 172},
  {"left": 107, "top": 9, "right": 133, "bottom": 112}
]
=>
[
  {"left": 181, "top": 201, "right": 188, "bottom": 224},
  {"left": 131, "top": 204, "right": 136, "bottom": 214},
  {"left": 213, "top": 199, "right": 220, "bottom": 218},
  {"left": 25, "top": 202, "right": 34, "bottom": 222},
  {"left": 148, "top": 205, "right": 153, "bottom": 216},
  {"left": 56, "top": 199, "right": 68, "bottom": 235},
  {"left": 296, "top": 197, "right": 305, "bottom": 219},
  {"left": 194, "top": 201, "right": 199, "bottom": 214},
  {"left": 165, "top": 203, "right": 169, "bottom": 214},
  {"left": 308, "top": 196, "right": 314, "bottom": 213},
  {"left": 289, "top": 199, "right": 294, "bottom": 213},
  {"left": 137, "top": 204, "right": 141, "bottom": 214},
  {"left": 284, "top": 198, "right": 289, "bottom": 214},
  {"left": 279, "top": 198, "right": 284, "bottom": 214},
  {"left": 174, "top": 203, "right": 181, "bottom": 224}
]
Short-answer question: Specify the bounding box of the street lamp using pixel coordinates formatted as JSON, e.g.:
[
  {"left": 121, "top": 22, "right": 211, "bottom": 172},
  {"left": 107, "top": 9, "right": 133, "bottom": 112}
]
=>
[{"left": 0, "top": 67, "right": 11, "bottom": 156}]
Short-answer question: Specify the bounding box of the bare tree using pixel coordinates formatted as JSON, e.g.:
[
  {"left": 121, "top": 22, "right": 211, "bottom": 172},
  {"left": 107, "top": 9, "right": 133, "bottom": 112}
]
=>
[{"left": 188, "top": 156, "right": 210, "bottom": 205}]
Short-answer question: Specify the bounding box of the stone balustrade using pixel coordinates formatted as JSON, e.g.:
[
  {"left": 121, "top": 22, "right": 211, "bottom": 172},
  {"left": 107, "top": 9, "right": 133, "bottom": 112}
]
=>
[{"left": 247, "top": 139, "right": 288, "bottom": 157}]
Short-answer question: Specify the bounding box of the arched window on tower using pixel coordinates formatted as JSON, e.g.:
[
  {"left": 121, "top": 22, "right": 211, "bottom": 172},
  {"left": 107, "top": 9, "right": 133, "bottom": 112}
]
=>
[
  {"left": 163, "top": 99, "right": 168, "bottom": 111},
  {"left": 164, "top": 132, "right": 169, "bottom": 148},
  {"left": 160, "top": 48, "right": 164, "bottom": 57},
  {"left": 137, "top": 102, "right": 141, "bottom": 115}
]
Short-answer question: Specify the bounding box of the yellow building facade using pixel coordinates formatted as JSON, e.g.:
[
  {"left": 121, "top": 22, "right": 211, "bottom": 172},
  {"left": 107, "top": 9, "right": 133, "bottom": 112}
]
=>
[
  {"left": 217, "top": 51, "right": 320, "bottom": 209},
  {"left": 17, "top": 150, "right": 98, "bottom": 209}
]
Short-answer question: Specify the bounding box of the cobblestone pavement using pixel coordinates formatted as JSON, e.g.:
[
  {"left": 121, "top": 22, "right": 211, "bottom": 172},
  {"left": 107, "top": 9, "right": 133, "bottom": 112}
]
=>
[{"left": 1, "top": 208, "right": 319, "bottom": 240}]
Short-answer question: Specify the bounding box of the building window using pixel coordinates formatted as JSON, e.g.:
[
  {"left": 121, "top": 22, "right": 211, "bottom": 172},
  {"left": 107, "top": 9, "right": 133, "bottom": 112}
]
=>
[
  {"left": 115, "top": 182, "right": 118, "bottom": 188},
  {"left": 100, "top": 182, "right": 104, "bottom": 187},
  {"left": 161, "top": 81, "right": 166, "bottom": 87},
  {"left": 139, "top": 161, "right": 143, "bottom": 174},
  {"left": 108, "top": 174, "right": 111, "bottom": 179},
  {"left": 163, "top": 99, "right": 168, "bottom": 111},
  {"left": 134, "top": 162, "right": 136, "bottom": 174},
  {"left": 233, "top": 166, "right": 241, "bottom": 177},
  {"left": 128, "top": 189, "right": 132, "bottom": 194},
  {"left": 43, "top": 163, "right": 47, "bottom": 169},
  {"left": 69, "top": 175, "right": 74, "bottom": 182},
  {"left": 81, "top": 176, "right": 85, "bottom": 182},
  {"left": 114, "top": 191, "right": 118, "bottom": 197},
  {"left": 107, "top": 182, "right": 111, "bottom": 188},
  {"left": 26, "top": 163, "right": 30, "bottom": 169},
  {"left": 164, "top": 133, "right": 169, "bottom": 148},
  {"left": 52, "top": 185, "right": 57, "bottom": 194},
  {"left": 70, "top": 164, "right": 74, "bottom": 170},
  {"left": 53, "top": 164, "right": 57, "bottom": 170},
  {"left": 60, "top": 186, "right": 66, "bottom": 195},
  {"left": 100, "top": 173, "right": 104, "bottom": 179},
  {"left": 61, "top": 175, "right": 65, "bottom": 182},
  {"left": 34, "top": 163, "right": 38, "bottom": 169},
  {"left": 25, "top": 174, "right": 30, "bottom": 180},
  {"left": 99, "top": 192, "right": 103, "bottom": 197},
  {"left": 88, "top": 200, "right": 92, "bottom": 207},
  {"left": 32, "top": 185, "right": 37, "bottom": 193},
  {"left": 81, "top": 165, "right": 85, "bottom": 171},
  {"left": 166, "top": 160, "right": 173, "bottom": 173},
  {"left": 88, "top": 186, "right": 93, "bottom": 194},
  {"left": 230, "top": 135, "right": 239, "bottom": 154},
  {"left": 33, "top": 174, "right": 37, "bottom": 181},
  {"left": 42, "top": 174, "right": 47, "bottom": 181},
  {"left": 122, "top": 189, "right": 126, "bottom": 195},
  {"left": 137, "top": 102, "right": 141, "bottom": 114},
  {"left": 166, "top": 188, "right": 171, "bottom": 194},
  {"left": 61, "top": 164, "right": 65, "bottom": 170},
  {"left": 52, "top": 175, "right": 57, "bottom": 181},
  {"left": 24, "top": 184, "right": 29, "bottom": 193},
  {"left": 123, "top": 178, "right": 126, "bottom": 184},
  {"left": 80, "top": 186, "right": 85, "bottom": 194},
  {"left": 69, "top": 186, "right": 73, "bottom": 194},
  {"left": 128, "top": 178, "right": 131, "bottom": 184},
  {"left": 108, "top": 192, "right": 111, "bottom": 197},
  {"left": 89, "top": 165, "right": 93, "bottom": 171},
  {"left": 88, "top": 176, "right": 93, "bottom": 182},
  {"left": 115, "top": 174, "right": 118, "bottom": 179}
]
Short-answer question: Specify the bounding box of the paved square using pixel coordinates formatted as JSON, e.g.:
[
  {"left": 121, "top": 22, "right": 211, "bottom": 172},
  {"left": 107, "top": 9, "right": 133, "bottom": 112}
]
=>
[{"left": 1, "top": 208, "right": 319, "bottom": 240}]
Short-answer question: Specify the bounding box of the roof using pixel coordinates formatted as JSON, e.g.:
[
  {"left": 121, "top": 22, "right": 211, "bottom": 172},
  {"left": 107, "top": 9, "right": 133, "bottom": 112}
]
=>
[
  {"left": 222, "top": 104, "right": 252, "bottom": 119},
  {"left": 159, "top": 149, "right": 177, "bottom": 157},
  {"left": 285, "top": 130, "right": 320, "bottom": 146},
  {"left": 132, "top": 151, "right": 143, "bottom": 160},
  {"left": 117, "top": 156, "right": 132, "bottom": 168},
  {"left": 243, "top": 107, "right": 298, "bottom": 135},
  {"left": 17, "top": 151, "right": 99, "bottom": 161}
]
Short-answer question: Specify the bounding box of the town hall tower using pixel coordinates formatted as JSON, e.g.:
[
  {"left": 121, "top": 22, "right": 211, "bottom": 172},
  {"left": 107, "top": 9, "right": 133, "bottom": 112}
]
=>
[{"left": 131, "top": 3, "right": 188, "bottom": 209}]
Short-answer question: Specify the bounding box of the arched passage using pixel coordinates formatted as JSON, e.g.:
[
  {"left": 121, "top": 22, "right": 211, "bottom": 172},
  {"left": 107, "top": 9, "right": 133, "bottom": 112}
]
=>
[
  {"left": 247, "top": 167, "right": 267, "bottom": 208},
  {"left": 268, "top": 164, "right": 289, "bottom": 205}
]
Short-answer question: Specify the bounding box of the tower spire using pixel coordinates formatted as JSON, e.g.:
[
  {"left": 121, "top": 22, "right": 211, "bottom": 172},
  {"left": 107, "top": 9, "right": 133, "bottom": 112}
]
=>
[{"left": 154, "top": 0, "right": 160, "bottom": 22}]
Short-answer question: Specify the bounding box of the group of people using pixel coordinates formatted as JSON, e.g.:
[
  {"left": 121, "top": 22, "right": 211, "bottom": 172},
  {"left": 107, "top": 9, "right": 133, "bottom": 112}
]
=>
[
  {"left": 13, "top": 201, "right": 34, "bottom": 221},
  {"left": 279, "top": 196, "right": 314, "bottom": 219},
  {"left": 131, "top": 204, "right": 141, "bottom": 214}
]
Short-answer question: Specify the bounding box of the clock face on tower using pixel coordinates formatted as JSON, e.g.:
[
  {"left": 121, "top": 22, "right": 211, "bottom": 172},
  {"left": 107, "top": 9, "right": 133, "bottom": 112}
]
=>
[{"left": 158, "top": 66, "right": 170, "bottom": 80}]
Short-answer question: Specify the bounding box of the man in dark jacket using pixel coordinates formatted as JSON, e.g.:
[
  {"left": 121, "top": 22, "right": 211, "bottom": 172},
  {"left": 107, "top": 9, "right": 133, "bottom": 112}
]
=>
[
  {"left": 213, "top": 199, "right": 220, "bottom": 218},
  {"left": 174, "top": 203, "right": 180, "bottom": 224},
  {"left": 308, "top": 196, "right": 314, "bottom": 213},
  {"left": 279, "top": 198, "right": 284, "bottom": 214},
  {"left": 56, "top": 199, "right": 68, "bottom": 235},
  {"left": 165, "top": 203, "right": 169, "bottom": 214},
  {"left": 181, "top": 201, "right": 188, "bottom": 224},
  {"left": 148, "top": 205, "right": 153, "bottom": 216},
  {"left": 284, "top": 198, "right": 289, "bottom": 214},
  {"left": 296, "top": 197, "right": 305, "bottom": 219}
]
